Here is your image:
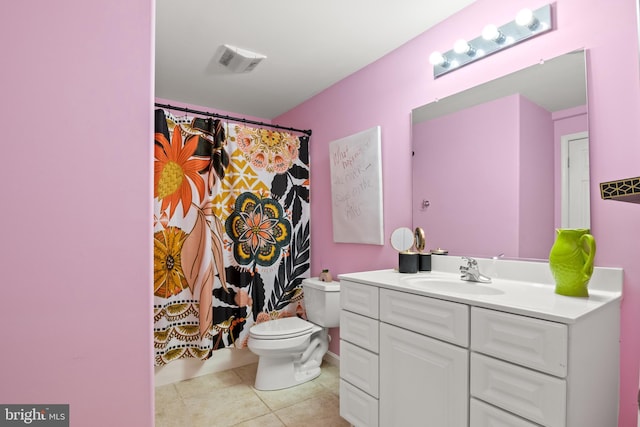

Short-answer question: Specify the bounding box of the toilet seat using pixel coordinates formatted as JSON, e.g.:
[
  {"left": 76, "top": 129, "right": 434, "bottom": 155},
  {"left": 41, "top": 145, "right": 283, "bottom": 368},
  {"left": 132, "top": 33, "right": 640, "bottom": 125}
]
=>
[{"left": 249, "top": 317, "right": 314, "bottom": 340}]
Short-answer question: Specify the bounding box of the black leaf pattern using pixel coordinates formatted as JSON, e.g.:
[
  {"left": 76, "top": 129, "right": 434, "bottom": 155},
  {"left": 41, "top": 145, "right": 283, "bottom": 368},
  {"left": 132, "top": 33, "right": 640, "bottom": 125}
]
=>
[
  {"left": 292, "top": 196, "right": 303, "bottom": 226},
  {"left": 221, "top": 148, "right": 230, "bottom": 168},
  {"left": 213, "top": 152, "right": 225, "bottom": 179},
  {"left": 284, "top": 187, "right": 295, "bottom": 211},
  {"left": 267, "top": 222, "right": 310, "bottom": 312},
  {"left": 251, "top": 273, "right": 266, "bottom": 320},
  {"left": 289, "top": 164, "right": 309, "bottom": 180},
  {"left": 224, "top": 266, "right": 252, "bottom": 288},
  {"left": 271, "top": 173, "right": 288, "bottom": 199},
  {"left": 230, "top": 319, "right": 246, "bottom": 344},
  {"left": 213, "top": 305, "right": 241, "bottom": 324},
  {"left": 296, "top": 185, "right": 310, "bottom": 202},
  {"left": 299, "top": 136, "right": 309, "bottom": 165},
  {"left": 213, "top": 287, "right": 237, "bottom": 305}
]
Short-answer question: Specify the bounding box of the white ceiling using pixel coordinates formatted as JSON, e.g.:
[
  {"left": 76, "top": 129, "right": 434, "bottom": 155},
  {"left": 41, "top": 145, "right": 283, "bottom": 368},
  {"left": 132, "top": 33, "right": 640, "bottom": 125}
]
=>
[{"left": 155, "top": 0, "right": 476, "bottom": 119}]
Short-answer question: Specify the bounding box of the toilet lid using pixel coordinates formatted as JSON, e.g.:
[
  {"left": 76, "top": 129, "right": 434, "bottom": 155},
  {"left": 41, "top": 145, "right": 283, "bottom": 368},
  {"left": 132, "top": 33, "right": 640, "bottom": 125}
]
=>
[{"left": 250, "top": 317, "right": 314, "bottom": 340}]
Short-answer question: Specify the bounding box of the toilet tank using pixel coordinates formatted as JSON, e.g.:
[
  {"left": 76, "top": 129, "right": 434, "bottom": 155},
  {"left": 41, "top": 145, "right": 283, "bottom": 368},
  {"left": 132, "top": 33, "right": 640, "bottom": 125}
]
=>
[{"left": 302, "top": 278, "right": 340, "bottom": 328}]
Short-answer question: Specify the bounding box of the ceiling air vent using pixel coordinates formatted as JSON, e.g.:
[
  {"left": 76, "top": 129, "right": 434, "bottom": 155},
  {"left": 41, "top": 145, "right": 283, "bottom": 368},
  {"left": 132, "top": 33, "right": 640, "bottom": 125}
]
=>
[{"left": 214, "top": 44, "right": 266, "bottom": 73}]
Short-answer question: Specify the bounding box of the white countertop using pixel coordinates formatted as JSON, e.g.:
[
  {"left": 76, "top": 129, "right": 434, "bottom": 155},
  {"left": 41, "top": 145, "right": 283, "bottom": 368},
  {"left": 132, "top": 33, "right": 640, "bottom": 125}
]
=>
[{"left": 338, "top": 257, "right": 623, "bottom": 323}]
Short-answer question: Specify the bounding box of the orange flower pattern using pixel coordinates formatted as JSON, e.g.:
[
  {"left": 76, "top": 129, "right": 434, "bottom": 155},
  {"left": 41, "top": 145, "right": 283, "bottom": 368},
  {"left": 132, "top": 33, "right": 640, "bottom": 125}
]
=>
[
  {"left": 154, "top": 109, "right": 311, "bottom": 364},
  {"left": 154, "top": 227, "right": 188, "bottom": 298},
  {"left": 154, "top": 126, "right": 210, "bottom": 218},
  {"left": 225, "top": 193, "right": 291, "bottom": 267},
  {"left": 233, "top": 125, "right": 300, "bottom": 174},
  {"left": 154, "top": 111, "right": 227, "bottom": 366}
]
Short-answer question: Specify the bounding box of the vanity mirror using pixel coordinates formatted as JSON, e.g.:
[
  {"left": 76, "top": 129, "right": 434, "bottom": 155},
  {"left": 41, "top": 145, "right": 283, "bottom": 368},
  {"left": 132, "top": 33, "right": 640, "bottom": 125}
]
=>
[{"left": 412, "top": 50, "right": 588, "bottom": 260}]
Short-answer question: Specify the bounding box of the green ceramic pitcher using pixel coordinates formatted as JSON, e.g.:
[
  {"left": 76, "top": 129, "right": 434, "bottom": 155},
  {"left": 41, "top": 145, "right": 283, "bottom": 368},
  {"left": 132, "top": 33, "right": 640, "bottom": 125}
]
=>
[{"left": 549, "top": 228, "right": 596, "bottom": 297}]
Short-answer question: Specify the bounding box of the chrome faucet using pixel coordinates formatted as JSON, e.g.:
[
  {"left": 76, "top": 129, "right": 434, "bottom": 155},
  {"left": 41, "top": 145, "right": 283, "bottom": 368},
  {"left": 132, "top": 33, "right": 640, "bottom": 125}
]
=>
[{"left": 459, "top": 257, "right": 492, "bottom": 283}]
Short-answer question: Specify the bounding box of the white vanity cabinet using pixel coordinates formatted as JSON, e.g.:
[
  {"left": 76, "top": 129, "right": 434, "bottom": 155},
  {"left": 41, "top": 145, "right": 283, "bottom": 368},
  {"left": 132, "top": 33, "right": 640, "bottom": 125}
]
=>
[
  {"left": 379, "top": 289, "right": 469, "bottom": 426},
  {"left": 469, "top": 304, "right": 620, "bottom": 427},
  {"left": 340, "top": 281, "right": 471, "bottom": 427},
  {"left": 338, "top": 265, "right": 622, "bottom": 427},
  {"left": 339, "top": 280, "right": 380, "bottom": 427}
]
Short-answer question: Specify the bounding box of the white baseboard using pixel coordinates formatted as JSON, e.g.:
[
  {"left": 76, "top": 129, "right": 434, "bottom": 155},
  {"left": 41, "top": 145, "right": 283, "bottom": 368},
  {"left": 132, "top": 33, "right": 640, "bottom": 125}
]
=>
[
  {"left": 155, "top": 347, "right": 339, "bottom": 387},
  {"left": 154, "top": 348, "right": 258, "bottom": 387},
  {"left": 323, "top": 350, "right": 339, "bottom": 367}
]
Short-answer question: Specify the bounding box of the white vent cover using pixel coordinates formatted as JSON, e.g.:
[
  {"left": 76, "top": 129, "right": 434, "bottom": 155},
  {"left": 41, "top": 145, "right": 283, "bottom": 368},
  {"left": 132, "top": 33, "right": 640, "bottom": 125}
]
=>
[{"left": 214, "top": 44, "right": 266, "bottom": 73}]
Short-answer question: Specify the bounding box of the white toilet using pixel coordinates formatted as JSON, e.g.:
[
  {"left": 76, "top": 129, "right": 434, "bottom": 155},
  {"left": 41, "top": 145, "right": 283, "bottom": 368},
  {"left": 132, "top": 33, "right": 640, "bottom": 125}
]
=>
[{"left": 247, "top": 277, "right": 340, "bottom": 391}]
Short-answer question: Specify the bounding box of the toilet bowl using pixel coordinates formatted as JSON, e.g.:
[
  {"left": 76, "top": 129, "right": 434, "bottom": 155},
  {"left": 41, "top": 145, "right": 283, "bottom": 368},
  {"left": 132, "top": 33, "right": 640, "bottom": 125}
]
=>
[{"left": 247, "top": 278, "right": 340, "bottom": 391}]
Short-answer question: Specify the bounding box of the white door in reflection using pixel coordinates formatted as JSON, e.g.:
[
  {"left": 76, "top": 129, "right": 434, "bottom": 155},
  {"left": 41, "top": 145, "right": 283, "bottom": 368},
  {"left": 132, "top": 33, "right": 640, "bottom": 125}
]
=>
[{"left": 561, "top": 131, "right": 590, "bottom": 229}]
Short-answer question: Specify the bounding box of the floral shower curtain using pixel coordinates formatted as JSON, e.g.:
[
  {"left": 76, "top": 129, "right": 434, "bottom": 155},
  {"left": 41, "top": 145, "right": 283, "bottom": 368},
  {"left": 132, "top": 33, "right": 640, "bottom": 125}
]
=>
[{"left": 153, "top": 109, "right": 310, "bottom": 366}]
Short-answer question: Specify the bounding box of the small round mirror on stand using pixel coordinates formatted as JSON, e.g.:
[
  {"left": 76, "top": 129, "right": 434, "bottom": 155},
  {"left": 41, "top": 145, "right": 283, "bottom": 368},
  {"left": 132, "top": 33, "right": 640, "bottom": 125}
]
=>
[
  {"left": 391, "top": 227, "right": 418, "bottom": 273},
  {"left": 390, "top": 227, "right": 414, "bottom": 252}
]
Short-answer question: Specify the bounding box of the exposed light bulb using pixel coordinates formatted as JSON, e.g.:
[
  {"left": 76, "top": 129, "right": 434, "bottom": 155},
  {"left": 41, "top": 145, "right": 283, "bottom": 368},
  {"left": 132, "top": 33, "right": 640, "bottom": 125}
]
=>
[
  {"left": 429, "top": 51, "right": 447, "bottom": 66},
  {"left": 482, "top": 24, "right": 505, "bottom": 43},
  {"left": 429, "top": 4, "right": 553, "bottom": 78},
  {"left": 453, "top": 39, "right": 474, "bottom": 55},
  {"left": 516, "top": 8, "right": 539, "bottom": 29}
]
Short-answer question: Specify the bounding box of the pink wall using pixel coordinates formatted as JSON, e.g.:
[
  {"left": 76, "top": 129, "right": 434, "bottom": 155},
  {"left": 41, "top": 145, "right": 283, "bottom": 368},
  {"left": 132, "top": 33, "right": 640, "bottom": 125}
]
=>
[
  {"left": 276, "top": 0, "right": 640, "bottom": 424},
  {"left": 413, "top": 93, "right": 554, "bottom": 260},
  {"left": 413, "top": 95, "right": 521, "bottom": 258},
  {"left": 1, "top": 2, "right": 154, "bottom": 426},
  {"left": 553, "top": 105, "right": 589, "bottom": 136},
  {"left": 518, "top": 96, "right": 555, "bottom": 259}
]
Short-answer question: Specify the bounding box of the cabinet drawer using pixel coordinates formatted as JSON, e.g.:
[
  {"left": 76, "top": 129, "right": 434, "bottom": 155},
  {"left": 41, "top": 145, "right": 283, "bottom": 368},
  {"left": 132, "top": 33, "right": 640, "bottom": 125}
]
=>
[
  {"left": 379, "top": 288, "right": 469, "bottom": 347},
  {"left": 340, "top": 340, "right": 379, "bottom": 398},
  {"left": 340, "top": 310, "right": 379, "bottom": 353},
  {"left": 471, "top": 307, "right": 568, "bottom": 377},
  {"left": 471, "top": 353, "right": 566, "bottom": 427},
  {"left": 470, "top": 398, "right": 541, "bottom": 427},
  {"left": 340, "top": 379, "right": 379, "bottom": 427},
  {"left": 341, "top": 280, "right": 379, "bottom": 318}
]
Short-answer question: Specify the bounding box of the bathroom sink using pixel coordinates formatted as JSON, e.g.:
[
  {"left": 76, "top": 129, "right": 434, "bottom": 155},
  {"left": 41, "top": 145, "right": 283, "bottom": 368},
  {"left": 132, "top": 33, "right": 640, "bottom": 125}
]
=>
[{"left": 401, "top": 275, "right": 504, "bottom": 295}]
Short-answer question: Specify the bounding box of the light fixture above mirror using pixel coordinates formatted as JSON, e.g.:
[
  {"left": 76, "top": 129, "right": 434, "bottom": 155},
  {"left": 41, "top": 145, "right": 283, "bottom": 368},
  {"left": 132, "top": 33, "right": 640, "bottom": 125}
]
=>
[{"left": 430, "top": 4, "right": 553, "bottom": 78}]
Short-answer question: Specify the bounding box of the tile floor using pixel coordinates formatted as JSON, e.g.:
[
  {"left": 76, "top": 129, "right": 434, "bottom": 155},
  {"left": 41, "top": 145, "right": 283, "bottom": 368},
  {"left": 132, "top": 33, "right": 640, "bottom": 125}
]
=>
[{"left": 155, "top": 361, "right": 350, "bottom": 427}]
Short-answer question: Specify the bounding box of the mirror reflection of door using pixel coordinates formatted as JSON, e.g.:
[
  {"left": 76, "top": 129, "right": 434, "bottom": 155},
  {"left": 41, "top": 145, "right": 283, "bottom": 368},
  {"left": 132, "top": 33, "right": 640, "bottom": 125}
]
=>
[{"left": 561, "top": 131, "right": 590, "bottom": 229}]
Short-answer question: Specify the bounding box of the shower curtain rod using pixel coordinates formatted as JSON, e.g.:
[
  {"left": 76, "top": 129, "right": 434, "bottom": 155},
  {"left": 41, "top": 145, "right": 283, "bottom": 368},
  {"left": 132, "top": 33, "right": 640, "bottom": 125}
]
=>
[{"left": 154, "top": 103, "right": 312, "bottom": 136}]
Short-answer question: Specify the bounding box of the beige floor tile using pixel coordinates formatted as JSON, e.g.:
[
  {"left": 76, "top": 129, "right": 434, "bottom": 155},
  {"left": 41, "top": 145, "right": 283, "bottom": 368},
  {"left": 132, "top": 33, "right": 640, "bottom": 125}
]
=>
[
  {"left": 184, "top": 383, "right": 271, "bottom": 427},
  {"left": 230, "top": 412, "right": 285, "bottom": 427},
  {"left": 155, "top": 383, "right": 180, "bottom": 407},
  {"left": 253, "top": 378, "right": 327, "bottom": 411},
  {"left": 275, "top": 392, "right": 350, "bottom": 427},
  {"left": 155, "top": 384, "right": 191, "bottom": 427},
  {"left": 233, "top": 362, "right": 258, "bottom": 385},
  {"left": 313, "top": 364, "right": 340, "bottom": 395},
  {"left": 155, "top": 362, "right": 344, "bottom": 427},
  {"left": 175, "top": 369, "right": 243, "bottom": 399}
]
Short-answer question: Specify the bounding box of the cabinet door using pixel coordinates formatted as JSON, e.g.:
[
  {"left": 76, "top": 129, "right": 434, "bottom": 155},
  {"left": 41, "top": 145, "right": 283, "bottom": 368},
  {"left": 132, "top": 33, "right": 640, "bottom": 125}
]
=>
[{"left": 380, "top": 323, "right": 468, "bottom": 427}]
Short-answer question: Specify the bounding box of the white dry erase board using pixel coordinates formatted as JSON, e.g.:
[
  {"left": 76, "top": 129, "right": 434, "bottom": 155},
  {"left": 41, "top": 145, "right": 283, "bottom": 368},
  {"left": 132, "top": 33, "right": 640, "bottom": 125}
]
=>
[{"left": 329, "top": 126, "right": 384, "bottom": 245}]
